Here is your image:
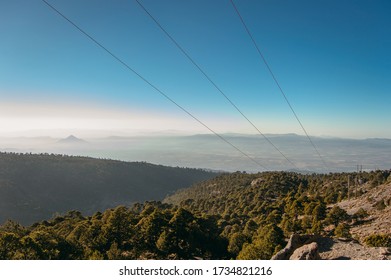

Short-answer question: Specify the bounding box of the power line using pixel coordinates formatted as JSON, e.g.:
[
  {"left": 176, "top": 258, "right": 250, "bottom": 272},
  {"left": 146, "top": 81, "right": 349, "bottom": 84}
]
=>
[
  {"left": 229, "top": 0, "right": 328, "bottom": 170},
  {"left": 40, "top": 0, "right": 268, "bottom": 170},
  {"left": 133, "top": 0, "right": 298, "bottom": 170}
]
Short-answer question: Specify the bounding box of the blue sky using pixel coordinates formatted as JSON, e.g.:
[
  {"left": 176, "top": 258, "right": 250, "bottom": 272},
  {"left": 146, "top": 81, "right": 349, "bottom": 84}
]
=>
[{"left": 1, "top": 0, "right": 390, "bottom": 138}]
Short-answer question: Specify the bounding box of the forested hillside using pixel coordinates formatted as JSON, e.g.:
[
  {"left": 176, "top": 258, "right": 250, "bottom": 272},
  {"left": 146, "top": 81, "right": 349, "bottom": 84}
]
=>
[
  {"left": 165, "top": 170, "right": 390, "bottom": 216},
  {"left": 1, "top": 170, "right": 390, "bottom": 260},
  {"left": 165, "top": 171, "right": 391, "bottom": 259},
  {"left": 0, "top": 152, "right": 217, "bottom": 225}
]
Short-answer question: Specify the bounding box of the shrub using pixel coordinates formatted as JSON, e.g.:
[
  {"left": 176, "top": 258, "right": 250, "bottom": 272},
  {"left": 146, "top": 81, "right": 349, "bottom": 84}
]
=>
[
  {"left": 334, "top": 223, "right": 351, "bottom": 238},
  {"left": 364, "top": 234, "right": 391, "bottom": 247},
  {"left": 325, "top": 206, "right": 350, "bottom": 226},
  {"left": 352, "top": 208, "right": 369, "bottom": 222},
  {"left": 373, "top": 200, "right": 386, "bottom": 211}
]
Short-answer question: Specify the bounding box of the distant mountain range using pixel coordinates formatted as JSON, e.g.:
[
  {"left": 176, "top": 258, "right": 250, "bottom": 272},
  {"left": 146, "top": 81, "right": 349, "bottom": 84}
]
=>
[
  {"left": 0, "top": 133, "right": 390, "bottom": 173},
  {"left": 0, "top": 152, "right": 218, "bottom": 225}
]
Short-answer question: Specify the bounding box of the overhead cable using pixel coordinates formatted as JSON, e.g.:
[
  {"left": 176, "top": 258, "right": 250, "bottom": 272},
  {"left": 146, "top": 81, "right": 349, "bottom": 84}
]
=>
[
  {"left": 229, "top": 0, "right": 328, "bottom": 170},
  {"left": 41, "top": 0, "right": 268, "bottom": 170},
  {"left": 133, "top": 0, "right": 298, "bottom": 170}
]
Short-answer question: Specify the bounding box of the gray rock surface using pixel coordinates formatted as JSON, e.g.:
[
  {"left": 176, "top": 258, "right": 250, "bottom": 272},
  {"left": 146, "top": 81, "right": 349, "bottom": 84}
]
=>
[
  {"left": 271, "top": 234, "right": 318, "bottom": 260},
  {"left": 289, "top": 242, "right": 321, "bottom": 260}
]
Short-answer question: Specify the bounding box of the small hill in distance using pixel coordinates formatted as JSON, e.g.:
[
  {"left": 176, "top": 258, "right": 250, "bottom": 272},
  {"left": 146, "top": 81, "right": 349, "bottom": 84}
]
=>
[{"left": 56, "top": 135, "right": 88, "bottom": 144}]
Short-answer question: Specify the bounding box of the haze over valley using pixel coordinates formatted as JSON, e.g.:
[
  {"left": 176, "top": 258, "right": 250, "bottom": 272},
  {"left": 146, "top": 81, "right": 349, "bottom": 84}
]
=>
[{"left": 1, "top": 133, "right": 390, "bottom": 173}]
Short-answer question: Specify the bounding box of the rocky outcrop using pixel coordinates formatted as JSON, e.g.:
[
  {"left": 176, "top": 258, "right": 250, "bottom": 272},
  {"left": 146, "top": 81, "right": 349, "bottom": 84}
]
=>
[
  {"left": 271, "top": 234, "right": 319, "bottom": 260},
  {"left": 289, "top": 242, "right": 320, "bottom": 260}
]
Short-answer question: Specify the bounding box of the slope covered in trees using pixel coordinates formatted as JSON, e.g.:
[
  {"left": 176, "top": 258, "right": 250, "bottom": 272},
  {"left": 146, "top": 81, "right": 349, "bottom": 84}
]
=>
[
  {"left": 0, "top": 169, "right": 390, "bottom": 259},
  {"left": 0, "top": 152, "right": 218, "bottom": 225},
  {"left": 164, "top": 170, "right": 391, "bottom": 259},
  {"left": 0, "top": 203, "right": 228, "bottom": 260}
]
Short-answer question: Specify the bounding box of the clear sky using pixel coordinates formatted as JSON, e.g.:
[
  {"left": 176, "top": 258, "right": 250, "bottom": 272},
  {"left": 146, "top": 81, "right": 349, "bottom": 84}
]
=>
[{"left": 1, "top": 0, "right": 390, "bottom": 138}]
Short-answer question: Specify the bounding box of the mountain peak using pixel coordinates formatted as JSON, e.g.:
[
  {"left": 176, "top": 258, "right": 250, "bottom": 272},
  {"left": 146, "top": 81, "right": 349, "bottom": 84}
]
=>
[{"left": 57, "top": 135, "right": 87, "bottom": 144}]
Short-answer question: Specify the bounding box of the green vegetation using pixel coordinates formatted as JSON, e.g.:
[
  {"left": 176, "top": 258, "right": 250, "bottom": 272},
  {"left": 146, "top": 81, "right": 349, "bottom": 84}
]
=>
[
  {"left": 0, "top": 152, "right": 218, "bottom": 225},
  {"left": 364, "top": 234, "right": 391, "bottom": 247},
  {"left": 325, "top": 206, "right": 350, "bottom": 227},
  {"left": 0, "top": 203, "right": 228, "bottom": 260},
  {"left": 334, "top": 223, "right": 352, "bottom": 238},
  {"left": 0, "top": 164, "right": 390, "bottom": 259}
]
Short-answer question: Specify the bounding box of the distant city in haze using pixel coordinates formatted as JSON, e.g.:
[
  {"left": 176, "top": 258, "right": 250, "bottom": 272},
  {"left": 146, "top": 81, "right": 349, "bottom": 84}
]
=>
[{"left": 1, "top": 0, "right": 390, "bottom": 172}]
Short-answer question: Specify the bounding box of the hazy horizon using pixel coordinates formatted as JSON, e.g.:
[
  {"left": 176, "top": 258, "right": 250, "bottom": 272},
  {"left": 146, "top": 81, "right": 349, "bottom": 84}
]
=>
[
  {"left": 1, "top": 133, "right": 390, "bottom": 174},
  {"left": 1, "top": 129, "right": 391, "bottom": 140}
]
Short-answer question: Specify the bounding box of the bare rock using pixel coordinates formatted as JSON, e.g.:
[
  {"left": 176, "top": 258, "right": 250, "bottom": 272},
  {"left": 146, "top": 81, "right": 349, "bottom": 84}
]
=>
[
  {"left": 317, "top": 237, "right": 391, "bottom": 260},
  {"left": 289, "top": 242, "right": 321, "bottom": 260},
  {"left": 271, "top": 234, "right": 318, "bottom": 260},
  {"left": 250, "top": 178, "right": 265, "bottom": 186}
]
